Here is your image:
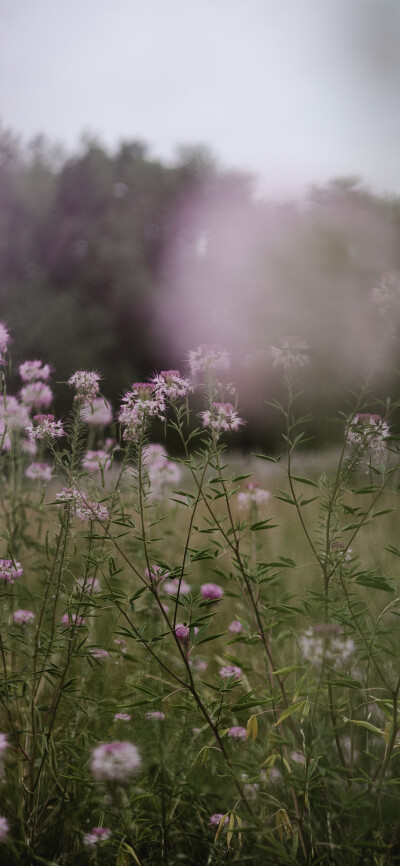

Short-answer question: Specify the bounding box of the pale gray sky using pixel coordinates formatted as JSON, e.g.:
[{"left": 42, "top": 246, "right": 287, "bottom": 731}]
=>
[{"left": 1, "top": 0, "right": 399, "bottom": 197}]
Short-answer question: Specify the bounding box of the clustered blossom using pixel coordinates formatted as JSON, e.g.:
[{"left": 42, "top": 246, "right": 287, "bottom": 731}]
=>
[
  {"left": 0, "top": 815, "right": 9, "bottom": 842},
  {"left": 228, "top": 620, "right": 243, "bottom": 635},
  {"left": 55, "top": 488, "right": 109, "bottom": 522},
  {"left": 82, "top": 450, "right": 111, "bottom": 473},
  {"left": 142, "top": 443, "right": 181, "bottom": 502},
  {"left": 146, "top": 711, "right": 165, "bottom": 721},
  {"left": 91, "top": 741, "right": 141, "bottom": 781},
  {"left": 209, "top": 813, "right": 229, "bottom": 827},
  {"left": 0, "top": 322, "right": 10, "bottom": 361},
  {"left": 119, "top": 384, "right": 165, "bottom": 441},
  {"left": 26, "top": 414, "right": 65, "bottom": 442},
  {"left": 200, "top": 402, "right": 244, "bottom": 433},
  {"left": 227, "top": 726, "right": 247, "bottom": 740},
  {"left": 89, "top": 648, "right": 109, "bottom": 660},
  {"left": 19, "top": 360, "right": 51, "bottom": 382},
  {"left": 61, "top": 613, "right": 85, "bottom": 628},
  {"left": 13, "top": 609, "right": 35, "bottom": 625},
  {"left": 0, "top": 396, "right": 30, "bottom": 452},
  {"left": 237, "top": 484, "right": 271, "bottom": 510},
  {"left": 163, "top": 578, "right": 191, "bottom": 596},
  {"left": 68, "top": 370, "right": 101, "bottom": 402},
  {"left": 300, "top": 624, "right": 355, "bottom": 671},
  {"left": 80, "top": 397, "right": 113, "bottom": 426},
  {"left": 347, "top": 413, "right": 389, "bottom": 463},
  {"left": 175, "top": 623, "right": 190, "bottom": 642},
  {"left": 270, "top": 337, "right": 310, "bottom": 373},
  {"left": 151, "top": 370, "right": 191, "bottom": 400},
  {"left": 83, "top": 827, "right": 111, "bottom": 847},
  {"left": 25, "top": 463, "right": 52, "bottom": 481},
  {"left": 188, "top": 345, "right": 230, "bottom": 376},
  {"left": 114, "top": 713, "right": 131, "bottom": 722},
  {"left": 0, "top": 559, "right": 23, "bottom": 583},
  {"left": 219, "top": 665, "right": 242, "bottom": 680},
  {"left": 20, "top": 382, "right": 53, "bottom": 409},
  {"left": 145, "top": 564, "right": 169, "bottom": 584},
  {"left": 200, "top": 582, "right": 223, "bottom": 601}
]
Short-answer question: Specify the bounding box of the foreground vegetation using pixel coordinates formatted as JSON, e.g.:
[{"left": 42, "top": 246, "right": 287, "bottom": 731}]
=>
[{"left": 1, "top": 328, "right": 400, "bottom": 864}]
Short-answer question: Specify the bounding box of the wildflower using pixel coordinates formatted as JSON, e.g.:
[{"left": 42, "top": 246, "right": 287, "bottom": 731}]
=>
[
  {"left": 175, "top": 623, "right": 190, "bottom": 642},
  {"left": 191, "top": 659, "right": 207, "bottom": 672},
  {"left": 0, "top": 735, "right": 8, "bottom": 753},
  {"left": 25, "top": 463, "right": 52, "bottom": 481},
  {"left": 219, "top": 665, "right": 242, "bottom": 680},
  {"left": 188, "top": 345, "right": 230, "bottom": 376},
  {"left": 55, "top": 487, "right": 80, "bottom": 507},
  {"left": 330, "top": 541, "right": 352, "bottom": 562},
  {"left": 21, "top": 437, "right": 37, "bottom": 456},
  {"left": 75, "top": 501, "right": 109, "bottom": 522},
  {"left": 26, "top": 414, "right": 65, "bottom": 442},
  {"left": 300, "top": 624, "right": 354, "bottom": 670},
  {"left": 13, "top": 609, "right": 35, "bottom": 625},
  {"left": 0, "top": 395, "right": 30, "bottom": 434},
  {"left": 229, "top": 620, "right": 243, "bottom": 634},
  {"left": 146, "top": 711, "right": 165, "bottom": 721},
  {"left": 76, "top": 575, "right": 102, "bottom": 594},
  {"left": 114, "top": 713, "right": 131, "bottom": 722},
  {"left": 119, "top": 383, "right": 165, "bottom": 440},
  {"left": 209, "top": 813, "right": 229, "bottom": 827},
  {"left": 83, "top": 827, "right": 111, "bottom": 847},
  {"left": 151, "top": 369, "right": 191, "bottom": 400},
  {"left": 61, "top": 613, "right": 85, "bottom": 628},
  {"left": 145, "top": 564, "right": 169, "bottom": 584},
  {"left": 200, "top": 582, "right": 223, "bottom": 601},
  {"left": 143, "top": 443, "right": 167, "bottom": 463},
  {"left": 163, "top": 578, "right": 191, "bottom": 596},
  {"left": 143, "top": 450, "right": 181, "bottom": 502},
  {"left": 0, "top": 559, "right": 23, "bottom": 583},
  {"left": 82, "top": 450, "right": 111, "bottom": 473},
  {"left": 291, "top": 750, "right": 305, "bottom": 763},
  {"left": 113, "top": 638, "right": 127, "bottom": 651},
  {"left": 237, "top": 484, "right": 271, "bottom": 510},
  {"left": 68, "top": 371, "right": 101, "bottom": 402},
  {"left": 19, "top": 360, "right": 51, "bottom": 382},
  {"left": 0, "top": 815, "right": 9, "bottom": 842},
  {"left": 270, "top": 336, "right": 310, "bottom": 372},
  {"left": 80, "top": 397, "right": 113, "bottom": 426},
  {"left": 228, "top": 726, "right": 247, "bottom": 740},
  {"left": 90, "top": 741, "right": 141, "bottom": 781},
  {"left": 20, "top": 382, "right": 53, "bottom": 409},
  {"left": 0, "top": 322, "right": 10, "bottom": 356},
  {"left": 200, "top": 402, "right": 244, "bottom": 433},
  {"left": 347, "top": 413, "right": 389, "bottom": 463},
  {"left": 89, "top": 648, "right": 109, "bottom": 660}
]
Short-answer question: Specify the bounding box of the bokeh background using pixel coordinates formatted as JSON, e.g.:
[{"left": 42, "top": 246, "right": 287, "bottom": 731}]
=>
[{"left": 1, "top": 0, "right": 400, "bottom": 447}]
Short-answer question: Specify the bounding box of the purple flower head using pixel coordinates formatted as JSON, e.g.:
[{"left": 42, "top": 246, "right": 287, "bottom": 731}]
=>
[
  {"left": 82, "top": 450, "right": 111, "bottom": 473},
  {"left": 151, "top": 370, "right": 191, "bottom": 400},
  {"left": 219, "top": 665, "right": 242, "bottom": 680},
  {"left": 146, "top": 711, "right": 165, "bottom": 721},
  {"left": 61, "top": 613, "right": 85, "bottom": 628},
  {"left": 188, "top": 345, "right": 230, "bottom": 377},
  {"left": 19, "top": 360, "right": 51, "bottom": 382},
  {"left": 89, "top": 648, "right": 109, "bottom": 660},
  {"left": 228, "top": 620, "right": 243, "bottom": 635},
  {"left": 119, "top": 383, "right": 165, "bottom": 441},
  {"left": 13, "top": 609, "right": 35, "bottom": 625},
  {"left": 68, "top": 371, "right": 101, "bottom": 402},
  {"left": 25, "top": 462, "right": 52, "bottom": 481},
  {"left": 0, "top": 815, "right": 9, "bottom": 842},
  {"left": 80, "top": 397, "right": 113, "bottom": 426},
  {"left": 209, "top": 813, "right": 229, "bottom": 827},
  {"left": 200, "top": 582, "right": 223, "bottom": 601},
  {"left": 270, "top": 337, "right": 310, "bottom": 372},
  {"left": 20, "top": 382, "right": 53, "bottom": 409},
  {"left": 163, "top": 578, "right": 191, "bottom": 596},
  {"left": 114, "top": 713, "right": 131, "bottom": 722},
  {"left": 0, "top": 559, "right": 23, "bottom": 583},
  {"left": 91, "top": 741, "right": 141, "bottom": 781},
  {"left": 27, "top": 414, "right": 65, "bottom": 442},
  {"left": 175, "top": 623, "right": 190, "bottom": 642},
  {"left": 0, "top": 322, "right": 10, "bottom": 356},
  {"left": 83, "top": 827, "right": 111, "bottom": 847},
  {"left": 200, "top": 402, "right": 244, "bottom": 434},
  {"left": 227, "top": 725, "right": 247, "bottom": 740}
]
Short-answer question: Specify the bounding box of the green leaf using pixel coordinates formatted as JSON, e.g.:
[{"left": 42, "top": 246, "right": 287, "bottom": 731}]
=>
[
  {"left": 250, "top": 519, "right": 278, "bottom": 531},
  {"left": 291, "top": 475, "right": 318, "bottom": 487},
  {"left": 355, "top": 574, "right": 394, "bottom": 592},
  {"left": 274, "top": 699, "right": 309, "bottom": 726},
  {"left": 343, "top": 717, "right": 384, "bottom": 738}
]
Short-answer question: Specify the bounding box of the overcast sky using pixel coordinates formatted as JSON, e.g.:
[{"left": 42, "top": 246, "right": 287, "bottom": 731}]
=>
[{"left": 1, "top": 0, "right": 399, "bottom": 197}]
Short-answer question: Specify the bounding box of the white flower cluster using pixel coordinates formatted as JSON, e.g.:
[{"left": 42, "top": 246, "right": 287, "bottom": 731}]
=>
[{"left": 300, "top": 624, "right": 354, "bottom": 671}]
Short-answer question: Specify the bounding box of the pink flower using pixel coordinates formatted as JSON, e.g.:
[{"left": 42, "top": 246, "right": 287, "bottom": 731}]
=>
[
  {"left": 80, "top": 398, "right": 113, "bottom": 426},
  {"left": 145, "top": 564, "right": 169, "bottom": 584},
  {"left": 163, "top": 578, "right": 191, "bottom": 596},
  {"left": 19, "top": 361, "right": 51, "bottom": 382},
  {"left": 237, "top": 484, "right": 270, "bottom": 510},
  {"left": 219, "top": 665, "right": 242, "bottom": 680},
  {"left": 89, "top": 648, "right": 109, "bottom": 660},
  {"left": 20, "top": 382, "right": 53, "bottom": 409},
  {"left": 27, "top": 414, "right": 65, "bottom": 442},
  {"left": 270, "top": 337, "right": 310, "bottom": 372},
  {"left": 0, "top": 322, "right": 10, "bottom": 356},
  {"left": 0, "top": 559, "right": 23, "bottom": 583},
  {"left": 0, "top": 815, "right": 9, "bottom": 842},
  {"left": 61, "top": 613, "right": 85, "bottom": 628},
  {"left": 200, "top": 582, "right": 223, "bottom": 601},
  {"left": 188, "top": 345, "right": 230, "bottom": 376},
  {"left": 75, "top": 501, "right": 109, "bottom": 522},
  {"left": 119, "top": 384, "right": 165, "bottom": 441},
  {"left": 83, "top": 827, "right": 111, "bottom": 847},
  {"left": 90, "top": 741, "right": 141, "bottom": 781},
  {"left": 76, "top": 576, "right": 102, "bottom": 594},
  {"left": 175, "top": 623, "right": 190, "bottom": 642},
  {"left": 25, "top": 463, "right": 52, "bottom": 481},
  {"left": 151, "top": 370, "right": 191, "bottom": 400},
  {"left": 0, "top": 734, "right": 8, "bottom": 753},
  {"left": 347, "top": 413, "right": 389, "bottom": 462},
  {"left": 200, "top": 403, "right": 244, "bottom": 433},
  {"left": 228, "top": 620, "right": 243, "bottom": 634},
  {"left": 114, "top": 713, "right": 131, "bottom": 722},
  {"left": 146, "top": 711, "right": 165, "bottom": 721},
  {"left": 227, "top": 726, "right": 247, "bottom": 740},
  {"left": 0, "top": 395, "right": 30, "bottom": 433},
  {"left": 68, "top": 370, "right": 101, "bottom": 402},
  {"left": 13, "top": 609, "right": 35, "bottom": 625},
  {"left": 209, "top": 813, "right": 229, "bottom": 827},
  {"left": 82, "top": 450, "right": 111, "bottom": 472}
]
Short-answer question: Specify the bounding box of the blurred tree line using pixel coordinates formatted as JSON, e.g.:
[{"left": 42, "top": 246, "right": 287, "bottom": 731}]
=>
[{"left": 1, "top": 125, "right": 399, "bottom": 448}]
